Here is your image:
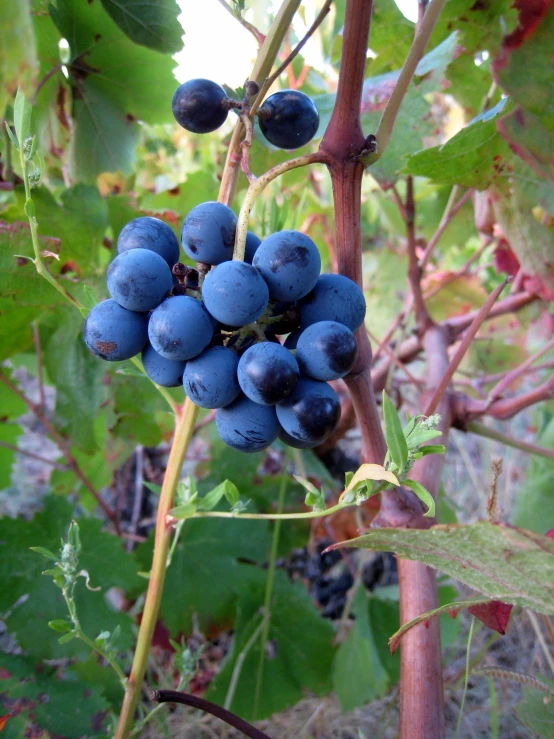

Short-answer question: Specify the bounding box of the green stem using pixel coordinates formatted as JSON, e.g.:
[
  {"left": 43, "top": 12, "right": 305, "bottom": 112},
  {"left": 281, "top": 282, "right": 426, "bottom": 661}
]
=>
[
  {"left": 467, "top": 420, "right": 554, "bottom": 462},
  {"left": 454, "top": 616, "right": 475, "bottom": 739},
  {"left": 233, "top": 152, "right": 326, "bottom": 261},
  {"left": 365, "top": 0, "right": 448, "bottom": 166},
  {"left": 130, "top": 356, "right": 178, "bottom": 415},
  {"left": 192, "top": 500, "right": 348, "bottom": 521},
  {"left": 253, "top": 454, "right": 289, "bottom": 717},
  {"left": 18, "top": 147, "right": 84, "bottom": 313},
  {"left": 114, "top": 400, "right": 199, "bottom": 739}
]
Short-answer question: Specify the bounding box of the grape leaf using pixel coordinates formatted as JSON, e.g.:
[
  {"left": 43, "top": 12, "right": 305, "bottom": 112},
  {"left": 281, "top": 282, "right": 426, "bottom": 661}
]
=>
[
  {"left": 100, "top": 0, "right": 183, "bottom": 54},
  {"left": 402, "top": 98, "right": 513, "bottom": 190},
  {"left": 328, "top": 522, "right": 554, "bottom": 614},
  {"left": 0, "top": 2, "right": 37, "bottom": 118},
  {"left": 207, "top": 569, "right": 335, "bottom": 720}
]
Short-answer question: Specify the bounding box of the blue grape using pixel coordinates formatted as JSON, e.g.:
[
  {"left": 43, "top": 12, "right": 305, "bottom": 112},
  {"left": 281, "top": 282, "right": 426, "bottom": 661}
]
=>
[
  {"left": 238, "top": 342, "right": 299, "bottom": 405},
  {"left": 296, "top": 321, "right": 358, "bottom": 381},
  {"left": 276, "top": 378, "right": 340, "bottom": 444},
  {"left": 141, "top": 343, "right": 187, "bottom": 387},
  {"left": 216, "top": 395, "right": 279, "bottom": 453},
  {"left": 258, "top": 90, "right": 319, "bottom": 149},
  {"left": 183, "top": 346, "right": 240, "bottom": 408},
  {"left": 278, "top": 428, "right": 320, "bottom": 449},
  {"left": 117, "top": 217, "right": 180, "bottom": 267},
  {"left": 107, "top": 248, "right": 172, "bottom": 312},
  {"left": 148, "top": 295, "right": 214, "bottom": 360},
  {"left": 253, "top": 231, "right": 320, "bottom": 301},
  {"left": 181, "top": 202, "right": 237, "bottom": 265},
  {"left": 172, "top": 79, "right": 228, "bottom": 134},
  {"left": 299, "top": 274, "right": 366, "bottom": 331},
  {"left": 202, "top": 261, "right": 269, "bottom": 327},
  {"left": 244, "top": 232, "right": 261, "bottom": 264},
  {"left": 84, "top": 299, "right": 148, "bottom": 362}
]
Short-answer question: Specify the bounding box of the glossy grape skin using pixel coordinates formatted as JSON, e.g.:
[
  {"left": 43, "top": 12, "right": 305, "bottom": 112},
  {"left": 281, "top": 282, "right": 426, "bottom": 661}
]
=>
[
  {"left": 278, "top": 428, "right": 320, "bottom": 449},
  {"left": 181, "top": 201, "right": 237, "bottom": 265},
  {"left": 276, "top": 378, "right": 340, "bottom": 445},
  {"left": 84, "top": 299, "right": 148, "bottom": 362},
  {"left": 244, "top": 232, "right": 261, "bottom": 264},
  {"left": 148, "top": 295, "right": 214, "bottom": 360},
  {"left": 117, "top": 217, "right": 180, "bottom": 268},
  {"left": 183, "top": 346, "right": 240, "bottom": 408},
  {"left": 141, "top": 343, "right": 187, "bottom": 388},
  {"left": 299, "top": 274, "right": 366, "bottom": 331},
  {"left": 296, "top": 321, "right": 358, "bottom": 381},
  {"left": 202, "top": 261, "right": 269, "bottom": 327},
  {"left": 172, "top": 79, "right": 228, "bottom": 134},
  {"left": 216, "top": 395, "right": 280, "bottom": 453},
  {"left": 258, "top": 90, "right": 319, "bottom": 149},
  {"left": 107, "top": 248, "right": 173, "bottom": 312},
  {"left": 238, "top": 342, "right": 299, "bottom": 405},
  {"left": 253, "top": 231, "right": 320, "bottom": 301}
]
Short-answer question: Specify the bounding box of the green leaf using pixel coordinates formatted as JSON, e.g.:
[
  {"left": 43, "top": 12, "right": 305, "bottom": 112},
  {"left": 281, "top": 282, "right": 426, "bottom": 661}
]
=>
[
  {"left": 30, "top": 546, "right": 59, "bottom": 561},
  {"left": 168, "top": 502, "right": 197, "bottom": 520},
  {"left": 100, "top": 0, "right": 183, "bottom": 53},
  {"left": 513, "top": 415, "right": 554, "bottom": 534},
  {"left": 382, "top": 391, "right": 408, "bottom": 471},
  {"left": 403, "top": 98, "right": 513, "bottom": 190},
  {"left": 207, "top": 570, "right": 335, "bottom": 720},
  {"left": 0, "top": 2, "right": 37, "bottom": 120},
  {"left": 329, "top": 522, "right": 554, "bottom": 614},
  {"left": 198, "top": 480, "right": 240, "bottom": 511},
  {"left": 405, "top": 428, "right": 443, "bottom": 449},
  {"left": 48, "top": 619, "right": 73, "bottom": 633},
  {"left": 402, "top": 479, "right": 436, "bottom": 518},
  {"left": 14, "top": 88, "right": 32, "bottom": 144},
  {"left": 515, "top": 679, "right": 554, "bottom": 736},
  {"left": 332, "top": 590, "right": 389, "bottom": 711},
  {"left": 418, "top": 445, "right": 447, "bottom": 457}
]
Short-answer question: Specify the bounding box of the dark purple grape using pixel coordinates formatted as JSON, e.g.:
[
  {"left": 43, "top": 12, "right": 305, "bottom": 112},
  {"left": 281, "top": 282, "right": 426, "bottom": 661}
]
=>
[
  {"left": 296, "top": 321, "right": 358, "bottom": 381},
  {"left": 107, "top": 248, "right": 173, "bottom": 312},
  {"left": 258, "top": 90, "right": 319, "bottom": 149},
  {"left": 148, "top": 295, "right": 214, "bottom": 360},
  {"left": 253, "top": 230, "right": 320, "bottom": 301},
  {"left": 237, "top": 342, "right": 299, "bottom": 405},
  {"left": 183, "top": 346, "right": 240, "bottom": 408},
  {"left": 117, "top": 216, "right": 180, "bottom": 268},
  {"left": 202, "top": 261, "right": 269, "bottom": 327},
  {"left": 278, "top": 428, "right": 320, "bottom": 449},
  {"left": 299, "top": 274, "right": 366, "bottom": 331},
  {"left": 84, "top": 299, "right": 148, "bottom": 362},
  {"left": 276, "top": 378, "right": 340, "bottom": 445},
  {"left": 244, "top": 232, "right": 261, "bottom": 264},
  {"left": 181, "top": 201, "right": 237, "bottom": 265},
  {"left": 284, "top": 329, "right": 302, "bottom": 350},
  {"left": 216, "top": 395, "right": 279, "bottom": 453},
  {"left": 172, "top": 79, "right": 228, "bottom": 134},
  {"left": 141, "top": 343, "right": 186, "bottom": 387}
]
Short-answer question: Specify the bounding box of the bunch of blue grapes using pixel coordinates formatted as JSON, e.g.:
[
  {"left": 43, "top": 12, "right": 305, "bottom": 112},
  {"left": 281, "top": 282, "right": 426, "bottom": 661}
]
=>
[{"left": 84, "top": 80, "right": 366, "bottom": 453}]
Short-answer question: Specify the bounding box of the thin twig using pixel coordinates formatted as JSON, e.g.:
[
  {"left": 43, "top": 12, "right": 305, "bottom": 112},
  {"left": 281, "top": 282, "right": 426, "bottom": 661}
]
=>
[
  {"left": 423, "top": 237, "right": 494, "bottom": 301},
  {"left": 224, "top": 613, "right": 268, "bottom": 711},
  {"left": 486, "top": 336, "right": 554, "bottom": 405},
  {"left": 215, "top": 0, "right": 265, "bottom": 44},
  {"left": 32, "top": 63, "right": 63, "bottom": 105},
  {"left": 152, "top": 690, "right": 271, "bottom": 739},
  {"left": 462, "top": 376, "right": 554, "bottom": 421},
  {"left": 127, "top": 445, "right": 144, "bottom": 553},
  {"left": 367, "top": 0, "right": 449, "bottom": 164},
  {"left": 405, "top": 176, "right": 431, "bottom": 330},
  {"left": 0, "top": 439, "right": 67, "bottom": 470},
  {"left": 526, "top": 610, "right": 554, "bottom": 678},
  {"left": 424, "top": 278, "right": 511, "bottom": 416},
  {"left": 0, "top": 370, "right": 120, "bottom": 532},
  {"left": 366, "top": 326, "right": 424, "bottom": 388},
  {"left": 239, "top": 112, "right": 256, "bottom": 183}
]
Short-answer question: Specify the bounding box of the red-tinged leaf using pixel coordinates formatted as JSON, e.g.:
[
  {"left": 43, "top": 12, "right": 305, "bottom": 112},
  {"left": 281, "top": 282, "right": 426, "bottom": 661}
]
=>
[
  {"left": 494, "top": 239, "right": 520, "bottom": 277},
  {"left": 495, "top": 0, "right": 552, "bottom": 55},
  {"left": 468, "top": 600, "right": 513, "bottom": 634},
  {"left": 0, "top": 712, "right": 14, "bottom": 732},
  {"left": 546, "top": 529, "right": 554, "bottom": 540}
]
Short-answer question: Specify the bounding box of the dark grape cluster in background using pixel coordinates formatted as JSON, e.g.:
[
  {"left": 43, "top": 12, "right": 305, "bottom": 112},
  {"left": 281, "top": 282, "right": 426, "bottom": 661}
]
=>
[{"left": 83, "top": 81, "right": 365, "bottom": 453}]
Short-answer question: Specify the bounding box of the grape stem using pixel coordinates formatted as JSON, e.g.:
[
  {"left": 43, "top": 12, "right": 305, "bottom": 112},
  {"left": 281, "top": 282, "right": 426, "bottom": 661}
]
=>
[{"left": 233, "top": 151, "right": 328, "bottom": 261}]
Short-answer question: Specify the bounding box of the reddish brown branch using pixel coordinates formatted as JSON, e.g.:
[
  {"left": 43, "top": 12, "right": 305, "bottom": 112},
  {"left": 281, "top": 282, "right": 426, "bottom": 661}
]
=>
[
  {"left": 424, "top": 278, "right": 511, "bottom": 416},
  {"left": 459, "top": 375, "right": 554, "bottom": 421},
  {"left": 486, "top": 336, "right": 554, "bottom": 406},
  {"left": 405, "top": 176, "right": 431, "bottom": 331},
  {"left": 0, "top": 371, "right": 120, "bottom": 533}
]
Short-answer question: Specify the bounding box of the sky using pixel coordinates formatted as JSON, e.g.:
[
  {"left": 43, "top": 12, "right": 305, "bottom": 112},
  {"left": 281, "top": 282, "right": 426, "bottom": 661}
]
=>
[{"left": 175, "top": 0, "right": 419, "bottom": 86}]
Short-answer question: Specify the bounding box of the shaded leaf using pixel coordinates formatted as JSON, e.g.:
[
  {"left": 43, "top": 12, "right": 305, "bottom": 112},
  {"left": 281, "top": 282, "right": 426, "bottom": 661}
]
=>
[
  {"left": 515, "top": 678, "right": 554, "bottom": 737},
  {"left": 100, "top": 0, "right": 183, "bottom": 53},
  {"left": 0, "top": 1, "right": 37, "bottom": 119},
  {"left": 328, "top": 521, "right": 554, "bottom": 614},
  {"left": 468, "top": 600, "right": 513, "bottom": 634},
  {"left": 403, "top": 479, "right": 435, "bottom": 518}
]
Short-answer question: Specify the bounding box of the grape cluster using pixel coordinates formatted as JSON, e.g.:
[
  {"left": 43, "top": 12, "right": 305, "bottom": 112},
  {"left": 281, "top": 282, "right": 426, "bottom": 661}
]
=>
[
  {"left": 84, "top": 81, "right": 365, "bottom": 454},
  {"left": 172, "top": 79, "right": 320, "bottom": 150}
]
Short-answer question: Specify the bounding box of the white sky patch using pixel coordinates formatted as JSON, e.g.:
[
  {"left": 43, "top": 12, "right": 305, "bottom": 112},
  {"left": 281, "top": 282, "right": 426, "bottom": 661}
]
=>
[{"left": 175, "top": 0, "right": 419, "bottom": 86}]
